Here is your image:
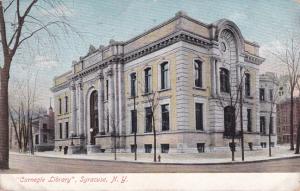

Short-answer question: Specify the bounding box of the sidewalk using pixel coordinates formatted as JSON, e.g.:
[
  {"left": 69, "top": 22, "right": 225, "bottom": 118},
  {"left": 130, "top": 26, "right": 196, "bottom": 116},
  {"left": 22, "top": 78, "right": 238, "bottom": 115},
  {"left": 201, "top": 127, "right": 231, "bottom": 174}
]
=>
[{"left": 10, "top": 145, "right": 300, "bottom": 164}]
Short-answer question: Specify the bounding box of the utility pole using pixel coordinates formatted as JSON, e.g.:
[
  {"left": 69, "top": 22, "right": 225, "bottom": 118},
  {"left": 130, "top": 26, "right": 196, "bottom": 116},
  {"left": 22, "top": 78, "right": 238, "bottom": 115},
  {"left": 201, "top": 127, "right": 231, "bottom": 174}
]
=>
[
  {"left": 133, "top": 88, "right": 137, "bottom": 161},
  {"left": 240, "top": 66, "right": 244, "bottom": 161}
]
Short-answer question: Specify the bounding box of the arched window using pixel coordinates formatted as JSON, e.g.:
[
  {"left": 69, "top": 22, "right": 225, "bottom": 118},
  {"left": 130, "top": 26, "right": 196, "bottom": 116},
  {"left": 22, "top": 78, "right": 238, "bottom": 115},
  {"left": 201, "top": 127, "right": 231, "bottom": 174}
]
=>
[
  {"left": 90, "top": 91, "right": 98, "bottom": 145},
  {"left": 245, "top": 73, "right": 251, "bottom": 96},
  {"left": 144, "top": 68, "right": 152, "bottom": 93},
  {"left": 224, "top": 106, "right": 235, "bottom": 137},
  {"left": 160, "top": 62, "right": 169, "bottom": 90},
  {"left": 220, "top": 68, "right": 230, "bottom": 93},
  {"left": 194, "top": 60, "right": 202, "bottom": 88}
]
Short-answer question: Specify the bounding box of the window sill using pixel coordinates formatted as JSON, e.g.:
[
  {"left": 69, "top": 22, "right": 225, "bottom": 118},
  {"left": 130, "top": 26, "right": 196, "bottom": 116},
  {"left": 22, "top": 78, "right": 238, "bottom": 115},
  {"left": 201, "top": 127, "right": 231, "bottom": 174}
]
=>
[
  {"left": 193, "top": 87, "right": 206, "bottom": 91},
  {"left": 142, "top": 92, "right": 152, "bottom": 96},
  {"left": 144, "top": 132, "right": 153, "bottom": 134},
  {"left": 158, "top": 88, "right": 171, "bottom": 93}
]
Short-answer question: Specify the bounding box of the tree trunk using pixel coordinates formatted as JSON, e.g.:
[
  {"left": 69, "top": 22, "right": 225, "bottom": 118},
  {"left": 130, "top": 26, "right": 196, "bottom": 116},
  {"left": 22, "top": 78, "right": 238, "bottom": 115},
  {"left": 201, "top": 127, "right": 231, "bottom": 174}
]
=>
[
  {"left": 290, "top": 93, "right": 294, "bottom": 150},
  {"left": 0, "top": 69, "right": 10, "bottom": 169},
  {"left": 268, "top": 112, "right": 272, "bottom": 157},
  {"left": 153, "top": 117, "right": 157, "bottom": 162},
  {"left": 295, "top": 123, "right": 300, "bottom": 154}
]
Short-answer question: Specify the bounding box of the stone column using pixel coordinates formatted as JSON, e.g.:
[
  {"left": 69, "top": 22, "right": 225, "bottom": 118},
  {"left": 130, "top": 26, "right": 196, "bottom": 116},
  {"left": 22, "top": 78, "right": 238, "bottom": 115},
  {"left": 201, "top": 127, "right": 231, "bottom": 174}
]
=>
[
  {"left": 215, "top": 60, "right": 220, "bottom": 96},
  {"left": 70, "top": 82, "right": 77, "bottom": 136},
  {"left": 78, "top": 79, "right": 84, "bottom": 137},
  {"left": 98, "top": 71, "right": 105, "bottom": 134},
  {"left": 210, "top": 57, "right": 216, "bottom": 97},
  {"left": 107, "top": 67, "right": 115, "bottom": 134}
]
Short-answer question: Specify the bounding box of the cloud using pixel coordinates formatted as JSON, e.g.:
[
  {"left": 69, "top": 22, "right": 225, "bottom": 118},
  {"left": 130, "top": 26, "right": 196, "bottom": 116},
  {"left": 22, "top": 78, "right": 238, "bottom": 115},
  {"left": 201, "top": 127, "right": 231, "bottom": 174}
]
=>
[{"left": 34, "top": 55, "right": 59, "bottom": 69}]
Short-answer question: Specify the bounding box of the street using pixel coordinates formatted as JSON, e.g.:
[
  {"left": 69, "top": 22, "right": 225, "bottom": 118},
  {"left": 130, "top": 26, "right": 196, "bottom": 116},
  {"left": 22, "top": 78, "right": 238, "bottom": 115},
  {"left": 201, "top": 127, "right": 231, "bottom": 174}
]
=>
[{"left": 2, "top": 153, "right": 300, "bottom": 173}]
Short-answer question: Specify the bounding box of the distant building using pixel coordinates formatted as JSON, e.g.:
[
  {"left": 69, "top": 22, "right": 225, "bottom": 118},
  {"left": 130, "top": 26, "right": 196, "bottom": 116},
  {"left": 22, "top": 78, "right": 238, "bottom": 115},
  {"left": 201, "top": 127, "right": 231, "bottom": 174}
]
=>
[
  {"left": 277, "top": 97, "right": 299, "bottom": 144},
  {"left": 32, "top": 106, "right": 55, "bottom": 151},
  {"left": 259, "top": 72, "right": 278, "bottom": 147}
]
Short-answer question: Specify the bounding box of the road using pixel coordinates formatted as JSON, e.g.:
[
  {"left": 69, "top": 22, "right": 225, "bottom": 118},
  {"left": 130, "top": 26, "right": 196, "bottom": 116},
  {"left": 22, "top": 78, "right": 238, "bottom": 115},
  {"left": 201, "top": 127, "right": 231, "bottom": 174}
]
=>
[{"left": 1, "top": 153, "right": 300, "bottom": 173}]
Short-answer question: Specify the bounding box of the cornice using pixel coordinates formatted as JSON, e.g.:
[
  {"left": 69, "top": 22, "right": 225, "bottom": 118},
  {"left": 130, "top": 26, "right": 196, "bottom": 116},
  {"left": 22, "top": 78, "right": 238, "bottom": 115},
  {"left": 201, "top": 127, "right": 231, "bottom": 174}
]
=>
[{"left": 244, "top": 52, "right": 265, "bottom": 65}]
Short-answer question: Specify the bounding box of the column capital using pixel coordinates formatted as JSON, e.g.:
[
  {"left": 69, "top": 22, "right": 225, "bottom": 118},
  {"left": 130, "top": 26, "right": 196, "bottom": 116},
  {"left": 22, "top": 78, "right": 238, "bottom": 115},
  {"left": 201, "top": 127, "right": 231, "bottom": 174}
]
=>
[
  {"left": 106, "top": 68, "right": 113, "bottom": 77},
  {"left": 210, "top": 55, "right": 221, "bottom": 62},
  {"left": 70, "top": 81, "right": 76, "bottom": 91},
  {"left": 98, "top": 70, "right": 104, "bottom": 80}
]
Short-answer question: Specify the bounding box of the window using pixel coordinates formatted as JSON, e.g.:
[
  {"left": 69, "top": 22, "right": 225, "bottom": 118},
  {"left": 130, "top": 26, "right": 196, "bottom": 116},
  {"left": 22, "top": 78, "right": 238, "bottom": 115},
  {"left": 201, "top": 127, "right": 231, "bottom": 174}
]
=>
[
  {"left": 59, "top": 123, "right": 62, "bottom": 139},
  {"left": 131, "top": 109, "right": 137, "bottom": 133},
  {"left": 197, "top": 143, "right": 205, "bottom": 153},
  {"left": 65, "top": 122, "right": 69, "bottom": 138},
  {"left": 106, "top": 79, "right": 109, "bottom": 100},
  {"left": 224, "top": 106, "right": 235, "bottom": 137},
  {"left": 194, "top": 60, "right": 202, "bottom": 88},
  {"left": 43, "top": 123, "right": 47, "bottom": 130},
  {"left": 270, "top": 142, "right": 275, "bottom": 147},
  {"left": 145, "top": 144, "right": 152, "bottom": 153},
  {"left": 59, "top": 98, "right": 62, "bottom": 114},
  {"left": 260, "top": 116, "right": 266, "bottom": 134},
  {"left": 195, "top": 103, "right": 203, "bottom": 130},
  {"left": 161, "top": 144, "right": 169, "bottom": 153},
  {"left": 259, "top": 88, "right": 265, "bottom": 101},
  {"left": 130, "top": 73, "right": 137, "bottom": 97},
  {"left": 144, "top": 68, "right": 152, "bottom": 93},
  {"left": 65, "top": 96, "right": 68, "bottom": 113},
  {"left": 248, "top": 142, "right": 253, "bottom": 151},
  {"left": 247, "top": 109, "right": 252, "bottom": 132},
  {"left": 270, "top": 117, "right": 273, "bottom": 134},
  {"left": 245, "top": 73, "right": 251, "bottom": 96},
  {"left": 130, "top": 144, "right": 136, "bottom": 153},
  {"left": 35, "top": 135, "right": 39, "bottom": 144},
  {"left": 106, "top": 114, "right": 109, "bottom": 133},
  {"left": 43, "top": 135, "right": 47, "bottom": 143},
  {"left": 145, "top": 107, "right": 152, "bottom": 133},
  {"left": 260, "top": 142, "right": 267, "bottom": 148},
  {"left": 161, "top": 104, "right": 169, "bottom": 131},
  {"left": 269, "top": 89, "right": 273, "bottom": 101},
  {"left": 161, "top": 62, "right": 169, "bottom": 90},
  {"left": 220, "top": 68, "right": 230, "bottom": 93}
]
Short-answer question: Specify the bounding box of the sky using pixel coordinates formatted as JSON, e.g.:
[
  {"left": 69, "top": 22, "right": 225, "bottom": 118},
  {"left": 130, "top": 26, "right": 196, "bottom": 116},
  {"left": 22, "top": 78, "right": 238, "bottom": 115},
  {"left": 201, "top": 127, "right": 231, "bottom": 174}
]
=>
[{"left": 3, "top": 0, "right": 300, "bottom": 108}]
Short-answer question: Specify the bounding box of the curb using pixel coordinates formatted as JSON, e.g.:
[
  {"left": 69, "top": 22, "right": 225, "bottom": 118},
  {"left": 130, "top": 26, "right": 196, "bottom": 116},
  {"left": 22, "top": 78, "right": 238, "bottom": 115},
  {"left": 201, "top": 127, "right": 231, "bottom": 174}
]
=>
[{"left": 10, "top": 152, "right": 300, "bottom": 166}]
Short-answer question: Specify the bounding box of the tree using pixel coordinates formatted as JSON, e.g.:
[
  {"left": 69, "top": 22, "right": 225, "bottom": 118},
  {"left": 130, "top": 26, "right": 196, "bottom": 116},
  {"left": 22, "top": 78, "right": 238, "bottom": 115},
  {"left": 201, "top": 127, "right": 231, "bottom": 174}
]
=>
[
  {"left": 267, "top": 73, "right": 280, "bottom": 157},
  {"left": 0, "top": 0, "right": 75, "bottom": 169},
  {"left": 216, "top": 64, "right": 247, "bottom": 161},
  {"left": 271, "top": 37, "right": 300, "bottom": 151}
]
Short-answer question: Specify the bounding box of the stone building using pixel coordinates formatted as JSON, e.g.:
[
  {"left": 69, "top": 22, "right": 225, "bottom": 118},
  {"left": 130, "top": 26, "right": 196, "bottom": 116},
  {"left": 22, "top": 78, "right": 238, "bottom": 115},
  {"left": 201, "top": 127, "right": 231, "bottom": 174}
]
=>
[
  {"left": 51, "top": 12, "right": 276, "bottom": 154},
  {"left": 32, "top": 106, "right": 55, "bottom": 151},
  {"left": 258, "top": 72, "right": 278, "bottom": 147}
]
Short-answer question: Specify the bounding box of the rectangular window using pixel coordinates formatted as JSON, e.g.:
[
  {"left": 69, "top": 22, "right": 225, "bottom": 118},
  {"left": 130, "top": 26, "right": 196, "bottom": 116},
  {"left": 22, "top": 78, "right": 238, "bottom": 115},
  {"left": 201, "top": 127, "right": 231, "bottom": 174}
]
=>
[
  {"left": 161, "top": 144, "right": 169, "bottom": 153},
  {"left": 161, "top": 62, "right": 169, "bottom": 90},
  {"left": 35, "top": 134, "right": 39, "bottom": 144},
  {"left": 130, "top": 73, "right": 137, "bottom": 97},
  {"left": 59, "top": 98, "right": 62, "bottom": 114},
  {"left": 131, "top": 110, "right": 137, "bottom": 133},
  {"left": 130, "top": 144, "right": 136, "bottom": 153},
  {"left": 194, "top": 60, "right": 202, "bottom": 87},
  {"left": 145, "top": 107, "right": 152, "bottom": 133},
  {"left": 145, "top": 144, "right": 152, "bottom": 153},
  {"left": 106, "top": 79, "right": 109, "bottom": 100},
  {"left": 106, "top": 114, "right": 109, "bottom": 133},
  {"left": 195, "top": 103, "right": 203, "bottom": 130},
  {"left": 197, "top": 143, "right": 205, "bottom": 153},
  {"left": 43, "top": 135, "right": 47, "bottom": 143},
  {"left": 65, "top": 96, "right": 68, "bottom": 113},
  {"left": 270, "top": 142, "right": 275, "bottom": 147},
  {"left": 65, "top": 122, "right": 69, "bottom": 138},
  {"left": 144, "top": 68, "right": 152, "bottom": 93},
  {"left": 259, "top": 88, "right": 265, "bottom": 101},
  {"left": 245, "top": 73, "right": 251, "bottom": 96},
  {"left": 260, "top": 142, "right": 267, "bottom": 148},
  {"left": 247, "top": 109, "right": 252, "bottom": 132},
  {"left": 260, "top": 116, "right": 266, "bottom": 134},
  {"left": 269, "top": 89, "right": 273, "bottom": 101},
  {"left": 59, "top": 123, "right": 62, "bottom": 139},
  {"left": 161, "top": 104, "right": 169, "bottom": 131},
  {"left": 43, "top": 123, "right": 47, "bottom": 129}
]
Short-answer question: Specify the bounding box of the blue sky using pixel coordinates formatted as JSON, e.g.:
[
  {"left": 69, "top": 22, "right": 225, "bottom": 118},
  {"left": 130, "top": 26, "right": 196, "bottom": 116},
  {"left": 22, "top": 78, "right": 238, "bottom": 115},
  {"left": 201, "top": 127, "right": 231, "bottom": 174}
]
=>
[{"left": 5, "top": 0, "right": 300, "bottom": 108}]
